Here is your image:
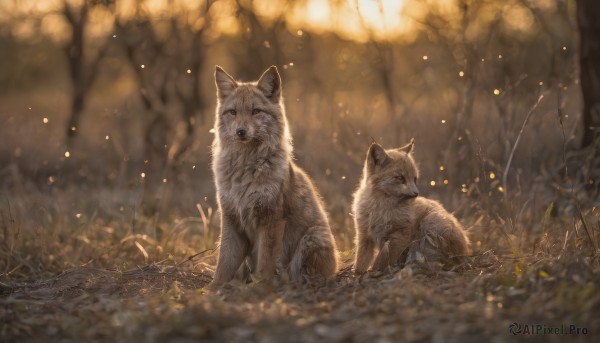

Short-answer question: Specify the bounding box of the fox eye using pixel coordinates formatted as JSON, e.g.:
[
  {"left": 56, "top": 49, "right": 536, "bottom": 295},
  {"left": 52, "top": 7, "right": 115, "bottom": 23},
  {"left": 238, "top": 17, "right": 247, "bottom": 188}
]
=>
[
  {"left": 251, "top": 108, "right": 261, "bottom": 115},
  {"left": 225, "top": 109, "right": 236, "bottom": 116},
  {"left": 397, "top": 175, "right": 406, "bottom": 184}
]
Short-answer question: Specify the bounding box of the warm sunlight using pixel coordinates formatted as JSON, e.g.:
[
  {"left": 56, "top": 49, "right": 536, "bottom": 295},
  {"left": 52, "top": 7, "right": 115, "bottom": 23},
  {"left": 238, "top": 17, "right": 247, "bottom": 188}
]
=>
[
  {"left": 1, "top": 0, "right": 416, "bottom": 43},
  {"left": 306, "top": 0, "right": 332, "bottom": 30},
  {"left": 352, "top": 0, "right": 406, "bottom": 36},
  {"left": 289, "top": 0, "right": 413, "bottom": 42}
]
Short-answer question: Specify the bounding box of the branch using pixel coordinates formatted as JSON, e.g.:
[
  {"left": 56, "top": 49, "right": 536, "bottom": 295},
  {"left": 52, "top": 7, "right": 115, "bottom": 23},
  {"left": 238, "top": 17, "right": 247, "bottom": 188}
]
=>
[{"left": 502, "top": 94, "right": 545, "bottom": 199}]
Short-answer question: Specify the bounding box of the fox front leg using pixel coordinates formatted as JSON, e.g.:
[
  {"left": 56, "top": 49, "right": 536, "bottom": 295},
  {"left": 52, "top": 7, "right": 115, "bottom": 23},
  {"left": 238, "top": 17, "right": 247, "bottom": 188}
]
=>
[
  {"left": 354, "top": 233, "right": 375, "bottom": 274},
  {"left": 376, "top": 230, "right": 411, "bottom": 271},
  {"left": 209, "top": 214, "right": 248, "bottom": 290},
  {"left": 255, "top": 219, "right": 285, "bottom": 282},
  {"left": 371, "top": 241, "right": 390, "bottom": 271}
]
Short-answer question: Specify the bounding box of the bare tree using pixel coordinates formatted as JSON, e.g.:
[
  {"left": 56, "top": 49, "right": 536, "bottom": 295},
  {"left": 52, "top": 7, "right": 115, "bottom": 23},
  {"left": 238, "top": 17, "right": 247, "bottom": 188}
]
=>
[
  {"left": 232, "top": 0, "right": 287, "bottom": 78},
  {"left": 62, "top": 0, "right": 113, "bottom": 145},
  {"left": 576, "top": 0, "right": 600, "bottom": 148},
  {"left": 115, "top": 1, "right": 213, "bottom": 212}
]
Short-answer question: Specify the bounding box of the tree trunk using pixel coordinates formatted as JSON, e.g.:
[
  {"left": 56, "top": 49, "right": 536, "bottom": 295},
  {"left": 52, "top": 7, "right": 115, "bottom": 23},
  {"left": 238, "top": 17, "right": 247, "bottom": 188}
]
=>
[{"left": 577, "top": 0, "right": 600, "bottom": 148}]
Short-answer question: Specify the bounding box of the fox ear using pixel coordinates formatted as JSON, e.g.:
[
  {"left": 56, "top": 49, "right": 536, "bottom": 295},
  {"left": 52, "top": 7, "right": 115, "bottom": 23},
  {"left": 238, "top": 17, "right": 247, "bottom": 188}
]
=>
[
  {"left": 257, "top": 66, "right": 281, "bottom": 102},
  {"left": 215, "top": 66, "right": 237, "bottom": 100},
  {"left": 367, "top": 143, "right": 389, "bottom": 171},
  {"left": 399, "top": 138, "right": 415, "bottom": 154}
]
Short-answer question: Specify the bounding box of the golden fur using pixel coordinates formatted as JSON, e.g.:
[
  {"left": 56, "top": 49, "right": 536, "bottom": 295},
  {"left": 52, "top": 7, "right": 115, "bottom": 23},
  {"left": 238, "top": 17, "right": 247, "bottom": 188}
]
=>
[
  {"left": 209, "top": 66, "right": 338, "bottom": 289},
  {"left": 352, "top": 140, "right": 470, "bottom": 273}
]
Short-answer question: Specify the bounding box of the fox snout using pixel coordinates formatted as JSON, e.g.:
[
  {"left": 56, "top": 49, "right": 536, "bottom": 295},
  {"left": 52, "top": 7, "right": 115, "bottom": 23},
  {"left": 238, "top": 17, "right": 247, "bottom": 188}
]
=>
[
  {"left": 407, "top": 190, "right": 419, "bottom": 198},
  {"left": 407, "top": 184, "right": 419, "bottom": 198},
  {"left": 236, "top": 128, "right": 247, "bottom": 139},
  {"left": 233, "top": 125, "right": 253, "bottom": 142}
]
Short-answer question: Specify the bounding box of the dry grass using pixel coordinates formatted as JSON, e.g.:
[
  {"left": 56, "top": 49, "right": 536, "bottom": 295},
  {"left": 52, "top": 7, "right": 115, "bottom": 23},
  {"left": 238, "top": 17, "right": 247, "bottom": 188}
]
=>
[{"left": 1, "top": 179, "right": 599, "bottom": 342}]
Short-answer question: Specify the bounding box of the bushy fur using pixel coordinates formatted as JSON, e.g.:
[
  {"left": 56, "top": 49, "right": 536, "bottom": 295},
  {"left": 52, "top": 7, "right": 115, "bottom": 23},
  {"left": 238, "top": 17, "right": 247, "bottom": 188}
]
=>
[
  {"left": 352, "top": 140, "right": 470, "bottom": 273},
  {"left": 209, "top": 66, "right": 338, "bottom": 288}
]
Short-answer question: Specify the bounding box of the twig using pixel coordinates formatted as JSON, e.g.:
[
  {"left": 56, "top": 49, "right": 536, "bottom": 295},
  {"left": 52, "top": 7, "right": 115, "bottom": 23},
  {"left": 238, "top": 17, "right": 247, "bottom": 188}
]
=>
[
  {"left": 502, "top": 94, "right": 545, "bottom": 200},
  {"left": 577, "top": 206, "right": 597, "bottom": 250},
  {"left": 176, "top": 247, "right": 216, "bottom": 267}
]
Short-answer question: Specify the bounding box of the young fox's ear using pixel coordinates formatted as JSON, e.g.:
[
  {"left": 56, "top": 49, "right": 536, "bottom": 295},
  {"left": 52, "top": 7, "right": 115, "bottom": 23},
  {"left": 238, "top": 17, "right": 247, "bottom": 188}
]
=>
[
  {"left": 257, "top": 66, "right": 281, "bottom": 102},
  {"left": 367, "top": 143, "right": 389, "bottom": 171},
  {"left": 215, "top": 66, "right": 237, "bottom": 100},
  {"left": 399, "top": 138, "right": 415, "bottom": 154}
]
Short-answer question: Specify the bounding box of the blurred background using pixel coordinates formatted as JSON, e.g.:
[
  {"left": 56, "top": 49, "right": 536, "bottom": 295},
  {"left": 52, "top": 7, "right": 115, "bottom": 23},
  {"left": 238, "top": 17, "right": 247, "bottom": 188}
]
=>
[{"left": 0, "top": 0, "right": 596, "bottom": 275}]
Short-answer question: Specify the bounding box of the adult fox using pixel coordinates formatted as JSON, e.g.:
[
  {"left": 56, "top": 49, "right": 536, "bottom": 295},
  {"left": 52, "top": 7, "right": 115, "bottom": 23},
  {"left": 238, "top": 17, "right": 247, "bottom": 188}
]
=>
[{"left": 209, "top": 66, "right": 338, "bottom": 289}]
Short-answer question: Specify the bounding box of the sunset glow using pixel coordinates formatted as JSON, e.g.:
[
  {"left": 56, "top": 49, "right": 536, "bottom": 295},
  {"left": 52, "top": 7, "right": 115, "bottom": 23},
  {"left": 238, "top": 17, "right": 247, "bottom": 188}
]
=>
[
  {"left": 0, "top": 0, "right": 546, "bottom": 44},
  {"left": 290, "top": 0, "right": 412, "bottom": 42},
  {"left": 2, "top": 0, "right": 415, "bottom": 43}
]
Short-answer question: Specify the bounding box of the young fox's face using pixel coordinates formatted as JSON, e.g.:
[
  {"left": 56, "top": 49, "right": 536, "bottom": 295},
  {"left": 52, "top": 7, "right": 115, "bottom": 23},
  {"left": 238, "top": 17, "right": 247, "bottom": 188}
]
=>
[
  {"left": 214, "top": 66, "right": 285, "bottom": 144},
  {"left": 364, "top": 140, "right": 420, "bottom": 199}
]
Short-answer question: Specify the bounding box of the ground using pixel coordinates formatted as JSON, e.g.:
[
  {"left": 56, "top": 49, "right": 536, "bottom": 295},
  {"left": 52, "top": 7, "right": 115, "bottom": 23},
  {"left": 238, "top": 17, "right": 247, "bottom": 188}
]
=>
[{"left": 1, "top": 244, "right": 598, "bottom": 342}]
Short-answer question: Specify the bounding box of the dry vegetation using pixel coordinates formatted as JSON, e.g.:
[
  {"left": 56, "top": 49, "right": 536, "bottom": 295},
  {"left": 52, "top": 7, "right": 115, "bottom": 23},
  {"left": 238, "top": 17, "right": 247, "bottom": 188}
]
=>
[
  {"left": 1, "top": 210, "right": 599, "bottom": 342},
  {"left": 1, "top": 0, "right": 600, "bottom": 342}
]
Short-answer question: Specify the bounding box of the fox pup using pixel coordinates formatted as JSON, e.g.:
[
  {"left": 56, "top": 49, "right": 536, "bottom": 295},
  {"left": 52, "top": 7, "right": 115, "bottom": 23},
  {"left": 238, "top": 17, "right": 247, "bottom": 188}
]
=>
[
  {"left": 352, "top": 140, "right": 470, "bottom": 273},
  {"left": 209, "top": 66, "right": 338, "bottom": 289}
]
